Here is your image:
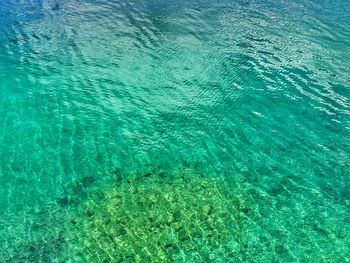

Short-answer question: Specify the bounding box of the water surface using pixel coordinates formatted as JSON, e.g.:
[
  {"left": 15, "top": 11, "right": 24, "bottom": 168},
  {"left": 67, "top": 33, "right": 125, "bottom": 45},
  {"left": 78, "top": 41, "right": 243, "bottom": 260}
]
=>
[{"left": 0, "top": 0, "right": 350, "bottom": 262}]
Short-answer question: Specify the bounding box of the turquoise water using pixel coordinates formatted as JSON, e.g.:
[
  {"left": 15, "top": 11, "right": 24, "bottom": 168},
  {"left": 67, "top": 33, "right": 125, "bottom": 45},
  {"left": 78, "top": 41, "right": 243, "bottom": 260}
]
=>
[{"left": 1, "top": 0, "right": 350, "bottom": 262}]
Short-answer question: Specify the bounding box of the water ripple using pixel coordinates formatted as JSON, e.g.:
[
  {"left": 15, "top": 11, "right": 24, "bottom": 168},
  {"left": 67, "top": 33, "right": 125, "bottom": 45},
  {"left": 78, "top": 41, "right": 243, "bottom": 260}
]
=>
[{"left": 0, "top": 0, "right": 349, "bottom": 261}]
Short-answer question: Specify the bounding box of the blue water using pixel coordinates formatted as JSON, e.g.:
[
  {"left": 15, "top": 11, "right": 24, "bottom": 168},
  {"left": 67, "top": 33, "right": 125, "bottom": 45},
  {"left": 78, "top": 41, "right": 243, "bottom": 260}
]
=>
[{"left": 0, "top": 0, "right": 349, "bottom": 262}]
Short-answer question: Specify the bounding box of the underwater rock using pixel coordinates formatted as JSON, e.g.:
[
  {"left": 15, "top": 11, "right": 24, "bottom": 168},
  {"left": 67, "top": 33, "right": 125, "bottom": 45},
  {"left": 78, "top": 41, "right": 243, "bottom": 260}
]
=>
[{"left": 68, "top": 170, "right": 248, "bottom": 262}]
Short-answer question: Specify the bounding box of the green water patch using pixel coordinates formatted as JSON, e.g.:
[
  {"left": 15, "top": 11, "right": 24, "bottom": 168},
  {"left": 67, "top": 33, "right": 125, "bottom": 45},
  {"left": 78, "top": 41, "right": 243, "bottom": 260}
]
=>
[
  {"left": 1, "top": 204, "right": 70, "bottom": 262},
  {"left": 68, "top": 170, "right": 251, "bottom": 262}
]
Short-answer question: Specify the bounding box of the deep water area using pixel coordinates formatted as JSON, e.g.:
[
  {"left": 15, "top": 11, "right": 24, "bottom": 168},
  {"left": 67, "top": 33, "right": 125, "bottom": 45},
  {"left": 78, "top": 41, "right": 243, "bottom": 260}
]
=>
[{"left": 0, "top": 0, "right": 350, "bottom": 262}]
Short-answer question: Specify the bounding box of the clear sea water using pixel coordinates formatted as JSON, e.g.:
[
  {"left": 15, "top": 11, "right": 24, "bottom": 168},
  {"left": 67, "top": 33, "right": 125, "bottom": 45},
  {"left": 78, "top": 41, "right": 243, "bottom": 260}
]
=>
[{"left": 0, "top": 0, "right": 350, "bottom": 262}]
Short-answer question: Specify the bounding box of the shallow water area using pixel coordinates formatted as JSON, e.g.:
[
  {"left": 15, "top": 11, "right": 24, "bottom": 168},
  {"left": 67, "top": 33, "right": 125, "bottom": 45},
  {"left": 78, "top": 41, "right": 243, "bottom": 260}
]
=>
[{"left": 0, "top": 0, "right": 350, "bottom": 262}]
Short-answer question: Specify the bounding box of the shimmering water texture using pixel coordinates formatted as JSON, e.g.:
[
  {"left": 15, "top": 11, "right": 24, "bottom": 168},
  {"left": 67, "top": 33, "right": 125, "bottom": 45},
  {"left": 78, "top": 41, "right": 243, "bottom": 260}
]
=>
[{"left": 1, "top": 0, "right": 350, "bottom": 262}]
